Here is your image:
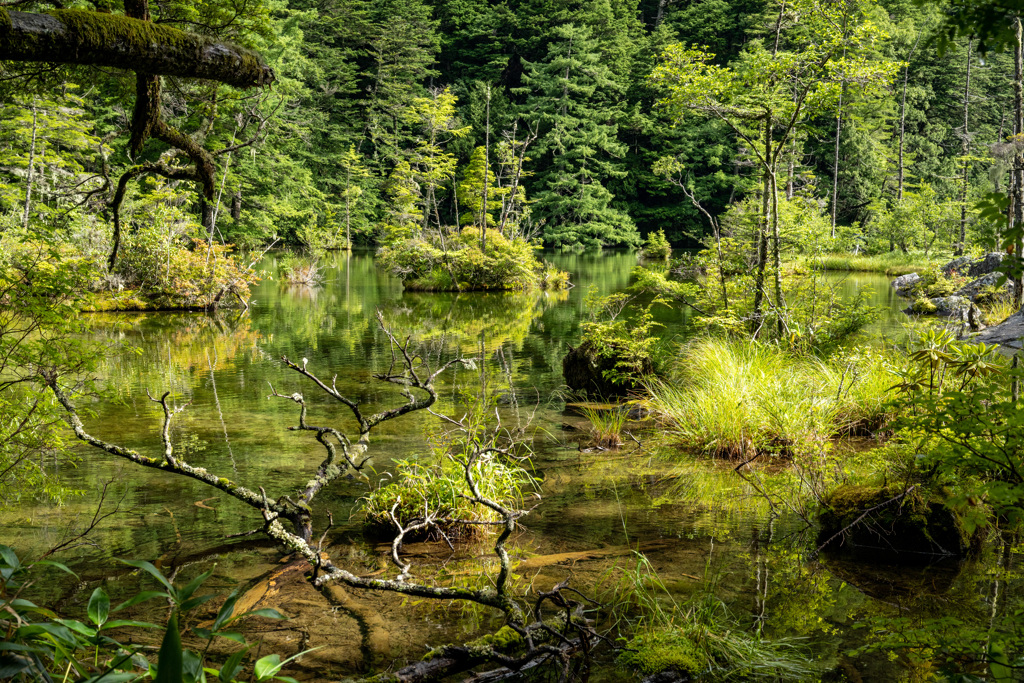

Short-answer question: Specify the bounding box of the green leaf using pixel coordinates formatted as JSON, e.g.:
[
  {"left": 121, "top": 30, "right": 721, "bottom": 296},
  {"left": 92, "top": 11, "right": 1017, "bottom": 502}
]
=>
[
  {"left": 54, "top": 618, "right": 97, "bottom": 639},
  {"left": 0, "top": 545, "right": 20, "bottom": 570},
  {"left": 218, "top": 646, "right": 250, "bottom": 683},
  {"left": 88, "top": 587, "right": 110, "bottom": 627},
  {"left": 118, "top": 559, "right": 176, "bottom": 598},
  {"left": 180, "top": 593, "right": 218, "bottom": 613},
  {"left": 240, "top": 608, "right": 287, "bottom": 621},
  {"left": 34, "top": 559, "right": 78, "bottom": 579},
  {"left": 154, "top": 612, "right": 183, "bottom": 683},
  {"left": 114, "top": 590, "right": 169, "bottom": 612},
  {"left": 103, "top": 619, "right": 160, "bottom": 630},
  {"left": 253, "top": 654, "right": 283, "bottom": 680},
  {"left": 214, "top": 631, "right": 246, "bottom": 644},
  {"left": 177, "top": 570, "right": 213, "bottom": 604},
  {"left": 212, "top": 589, "right": 241, "bottom": 631}
]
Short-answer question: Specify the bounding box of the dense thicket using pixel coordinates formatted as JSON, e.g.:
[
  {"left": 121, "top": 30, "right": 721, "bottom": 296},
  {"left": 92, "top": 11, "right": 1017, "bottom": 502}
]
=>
[{"left": 0, "top": 0, "right": 1019, "bottom": 252}]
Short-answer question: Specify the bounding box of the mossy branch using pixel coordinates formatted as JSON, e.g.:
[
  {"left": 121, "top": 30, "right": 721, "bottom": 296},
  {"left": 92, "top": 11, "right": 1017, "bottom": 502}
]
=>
[{"left": 0, "top": 9, "right": 274, "bottom": 87}]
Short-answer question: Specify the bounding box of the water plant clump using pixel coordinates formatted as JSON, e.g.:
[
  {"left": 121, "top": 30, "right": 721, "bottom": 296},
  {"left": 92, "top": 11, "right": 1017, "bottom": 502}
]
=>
[
  {"left": 646, "top": 338, "right": 895, "bottom": 459},
  {"left": 280, "top": 252, "right": 324, "bottom": 285},
  {"left": 361, "top": 442, "right": 537, "bottom": 541},
  {"left": 640, "top": 228, "right": 672, "bottom": 260},
  {"left": 377, "top": 228, "right": 569, "bottom": 292},
  {"left": 576, "top": 403, "right": 631, "bottom": 448}
]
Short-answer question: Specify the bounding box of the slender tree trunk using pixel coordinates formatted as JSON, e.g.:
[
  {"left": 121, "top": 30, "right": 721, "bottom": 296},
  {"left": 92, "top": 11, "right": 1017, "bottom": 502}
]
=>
[
  {"left": 956, "top": 39, "right": 973, "bottom": 256},
  {"left": 771, "top": 169, "right": 785, "bottom": 337},
  {"left": 752, "top": 116, "right": 772, "bottom": 329},
  {"left": 1014, "top": 18, "right": 1024, "bottom": 310},
  {"left": 21, "top": 100, "right": 37, "bottom": 230},
  {"left": 831, "top": 41, "right": 848, "bottom": 235},
  {"left": 231, "top": 190, "right": 241, "bottom": 222},
  {"left": 897, "top": 33, "right": 922, "bottom": 204},
  {"left": 481, "top": 86, "right": 490, "bottom": 251}
]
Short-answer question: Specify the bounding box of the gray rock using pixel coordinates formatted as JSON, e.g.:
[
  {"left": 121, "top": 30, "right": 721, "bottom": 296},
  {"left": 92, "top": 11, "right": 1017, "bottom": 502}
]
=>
[
  {"left": 956, "top": 272, "right": 1015, "bottom": 302},
  {"left": 977, "top": 309, "right": 1024, "bottom": 350},
  {"left": 891, "top": 272, "right": 921, "bottom": 293},
  {"left": 968, "top": 252, "right": 1005, "bottom": 277},
  {"left": 932, "top": 295, "right": 973, "bottom": 318},
  {"left": 942, "top": 256, "right": 972, "bottom": 277}
]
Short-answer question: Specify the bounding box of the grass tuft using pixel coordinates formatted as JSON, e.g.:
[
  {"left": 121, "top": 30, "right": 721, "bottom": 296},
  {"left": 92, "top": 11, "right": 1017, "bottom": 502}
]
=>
[{"left": 645, "top": 338, "right": 895, "bottom": 459}]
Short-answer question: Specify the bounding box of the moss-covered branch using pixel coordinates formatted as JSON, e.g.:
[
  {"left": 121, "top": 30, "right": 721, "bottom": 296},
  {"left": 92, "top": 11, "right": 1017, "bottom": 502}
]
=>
[{"left": 0, "top": 9, "right": 274, "bottom": 88}]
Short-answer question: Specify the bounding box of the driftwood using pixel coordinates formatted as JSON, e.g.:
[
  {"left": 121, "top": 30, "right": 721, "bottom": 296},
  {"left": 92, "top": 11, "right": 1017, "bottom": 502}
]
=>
[{"left": 0, "top": 9, "right": 274, "bottom": 88}]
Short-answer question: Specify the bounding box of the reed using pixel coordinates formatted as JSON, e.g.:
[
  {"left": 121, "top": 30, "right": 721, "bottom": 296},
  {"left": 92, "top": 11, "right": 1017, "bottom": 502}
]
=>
[{"left": 804, "top": 252, "right": 942, "bottom": 275}]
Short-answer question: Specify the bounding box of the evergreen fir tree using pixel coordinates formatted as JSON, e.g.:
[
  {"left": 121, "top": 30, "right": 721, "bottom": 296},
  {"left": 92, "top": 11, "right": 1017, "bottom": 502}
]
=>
[{"left": 519, "top": 22, "right": 640, "bottom": 247}]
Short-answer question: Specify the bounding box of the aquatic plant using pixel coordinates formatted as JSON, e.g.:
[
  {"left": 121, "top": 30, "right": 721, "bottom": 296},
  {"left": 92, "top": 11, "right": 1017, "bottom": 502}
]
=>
[
  {"left": 361, "top": 443, "right": 536, "bottom": 540},
  {"left": 606, "top": 553, "right": 814, "bottom": 681},
  {"left": 576, "top": 403, "right": 630, "bottom": 448},
  {"left": 803, "top": 251, "right": 944, "bottom": 275},
  {"left": 377, "top": 227, "right": 569, "bottom": 291},
  {"left": 646, "top": 338, "right": 895, "bottom": 459},
  {"left": 280, "top": 253, "right": 324, "bottom": 285}
]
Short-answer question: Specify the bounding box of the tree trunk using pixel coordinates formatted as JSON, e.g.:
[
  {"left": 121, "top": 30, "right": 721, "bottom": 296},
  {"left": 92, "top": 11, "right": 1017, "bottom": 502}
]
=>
[
  {"left": 831, "top": 41, "right": 849, "bottom": 235},
  {"left": 481, "top": 85, "right": 491, "bottom": 250},
  {"left": 956, "top": 39, "right": 973, "bottom": 256},
  {"left": 752, "top": 116, "right": 772, "bottom": 329},
  {"left": 21, "top": 100, "right": 37, "bottom": 231},
  {"left": 231, "top": 190, "right": 242, "bottom": 222},
  {"left": 1014, "top": 18, "right": 1024, "bottom": 309},
  {"left": 0, "top": 9, "right": 273, "bottom": 88}
]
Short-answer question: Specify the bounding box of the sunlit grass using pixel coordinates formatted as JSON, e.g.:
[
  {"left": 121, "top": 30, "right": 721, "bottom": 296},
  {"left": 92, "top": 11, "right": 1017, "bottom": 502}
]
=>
[
  {"left": 645, "top": 338, "right": 896, "bottom": 459},
  {"left": 577, "top": 404, "right": 630, "bottom": 448},
  {"left": 803, "top": 252, "right": 944, "bottom": 276}
]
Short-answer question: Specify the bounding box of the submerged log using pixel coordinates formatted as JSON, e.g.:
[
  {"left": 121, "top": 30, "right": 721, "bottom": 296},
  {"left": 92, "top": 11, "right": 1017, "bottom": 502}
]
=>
[{"left": 0, "top": 9, "right": 274, "bottom": 87}]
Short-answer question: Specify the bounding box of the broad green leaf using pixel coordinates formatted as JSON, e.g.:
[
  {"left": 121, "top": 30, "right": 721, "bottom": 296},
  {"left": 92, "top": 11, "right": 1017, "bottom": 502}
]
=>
[
  {"left": 218, "top": 646, "right": 250, "bottom": 683},
  {"left": 87, "top": 587, "right": 110, "bottom": 627},
  {"left": 253, "top": 654, "right": 283, "bottom": 680},
  {"left": 118, "top": 559, "right": 176, "bottom": 597},
  {"left": 177, "top": 570, "right": 213, "bottom": 604}
]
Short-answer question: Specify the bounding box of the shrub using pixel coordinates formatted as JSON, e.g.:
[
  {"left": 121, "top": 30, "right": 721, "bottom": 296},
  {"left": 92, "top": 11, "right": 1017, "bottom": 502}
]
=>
[
  {"left": 377, "top": 228, "right": 569, "bottom": 291},
  {"left": 640, "top": 229, "right": 672, "bottom": 260},
  {"left": 280, "top": 252, "right": 325, "bottom": 285}
]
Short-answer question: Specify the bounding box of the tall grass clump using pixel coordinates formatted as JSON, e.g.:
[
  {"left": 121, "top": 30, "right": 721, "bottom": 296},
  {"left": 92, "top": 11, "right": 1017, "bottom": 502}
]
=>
[
  {"left": 606, "top": 553, "right": 813, "bottom": 681},
  {"left": 577, "top": 404, "right": 630, "bottom": 448},
  {"left": 646, "top": 338, "right": 894, "bottom": 459}
]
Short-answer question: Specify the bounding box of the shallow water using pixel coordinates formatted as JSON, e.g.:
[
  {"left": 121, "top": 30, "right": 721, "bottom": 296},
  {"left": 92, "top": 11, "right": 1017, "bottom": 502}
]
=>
[{"left": 1, "top": 252, "right": 1014, "bottom": 681}]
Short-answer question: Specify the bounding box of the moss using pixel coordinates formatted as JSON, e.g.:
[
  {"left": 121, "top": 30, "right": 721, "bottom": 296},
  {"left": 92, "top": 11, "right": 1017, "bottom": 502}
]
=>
[
  {"left": 0, "top": 9, "right": 12, "bottom": 33},
  {"left": 52, "top": 9, "right": 197, "bottom": 53},
  {"left": 618, "top": 629, "right": 707, "bottom": 677},
  {"left": 909, "top": 297, "right": 937, "bottom": 314},
  {"left": 817, "top": 484, "right": 974, "bottom": 557}
]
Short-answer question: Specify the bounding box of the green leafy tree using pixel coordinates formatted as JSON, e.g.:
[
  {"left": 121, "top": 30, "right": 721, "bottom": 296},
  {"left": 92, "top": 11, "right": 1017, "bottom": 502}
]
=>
[{"left": 651, "top": 0, "right": 897, "bottom": 332}]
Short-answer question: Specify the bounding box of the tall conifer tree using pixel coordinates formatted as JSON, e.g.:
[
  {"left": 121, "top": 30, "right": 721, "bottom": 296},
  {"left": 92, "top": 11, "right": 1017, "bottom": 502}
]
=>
[{"left": 519, "top": 22, "right": 639, "bottom": 247}]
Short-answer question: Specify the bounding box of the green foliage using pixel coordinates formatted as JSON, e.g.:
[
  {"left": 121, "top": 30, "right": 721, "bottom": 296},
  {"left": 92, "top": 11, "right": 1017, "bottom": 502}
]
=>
[
  {"left": 519, "top": 23, "right": 640, "bottom": 248},
  {"left": 0, "top": 236, "right": 99, "bottom": 508},
  {"left": 578, "top": 286, "right": 663, "bottom": 389},
  {"left": 377, "top": 228, "right": 567, "bottom": 291},
  {"left": 361, "top": 431, "right": 536, "bottom": 540},
  {"left": 887, "top": 332, "right": 1024, "bottom": 525},
  {"left": 608, "top": 554, "right": 813, "bottom": 680},
  {"left": 0, "top": 545, "right": 302, "bottom": 683},
  {"left": 640, "top": 229, "right": 672, "bottom": 260}
]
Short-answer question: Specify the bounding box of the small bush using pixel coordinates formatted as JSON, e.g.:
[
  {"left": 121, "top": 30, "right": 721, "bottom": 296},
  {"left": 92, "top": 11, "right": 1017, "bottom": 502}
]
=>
[
  {"left": 640, "top": 229, "right": 672, "bottom": 260},
  {"left": 280, "top": 253, "right": 325, "bottom": 285},
  {"left": 377, "top": 228, "right": 569, "bottom": 291}
]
